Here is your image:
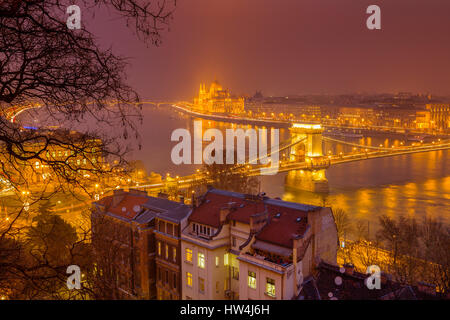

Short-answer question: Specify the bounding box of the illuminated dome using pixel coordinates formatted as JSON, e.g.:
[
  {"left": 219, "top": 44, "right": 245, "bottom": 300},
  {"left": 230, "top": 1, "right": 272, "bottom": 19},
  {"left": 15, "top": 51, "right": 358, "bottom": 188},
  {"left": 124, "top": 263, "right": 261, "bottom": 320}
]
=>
[{"left": 210, "top": 80, "right": 222, "bottom": 91}]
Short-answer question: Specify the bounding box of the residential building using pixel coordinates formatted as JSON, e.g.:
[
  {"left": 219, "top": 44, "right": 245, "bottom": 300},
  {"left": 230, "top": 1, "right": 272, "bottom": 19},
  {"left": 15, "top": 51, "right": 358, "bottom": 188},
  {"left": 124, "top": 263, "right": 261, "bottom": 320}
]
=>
[
  {"left": 152, "top": 198, "right": 191, "bottom": 300},
  {"left": 92, "top": 189, "right": 191, "bottom": 299},
  {"left": 180, "top": 188, "right": 338, "bottom": 300}
]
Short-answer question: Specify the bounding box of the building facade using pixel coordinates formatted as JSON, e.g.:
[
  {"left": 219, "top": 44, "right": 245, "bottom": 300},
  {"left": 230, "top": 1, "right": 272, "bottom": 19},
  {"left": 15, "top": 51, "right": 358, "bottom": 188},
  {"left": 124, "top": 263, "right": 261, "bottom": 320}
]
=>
[
  {"left": 426, "top": 104, "right": 450, "bottom": 132},
  {"left": 152, "top": 199, "right": 191, "bottom": 300},
  {"left": 92, "top": 189, "right": 191, "bottom": 299},
  {"left": 193, "top": 80, "right": 245, "bottom": 114},
  {"left": 180, "top": 188, "right": 338, "bottom": 300}
]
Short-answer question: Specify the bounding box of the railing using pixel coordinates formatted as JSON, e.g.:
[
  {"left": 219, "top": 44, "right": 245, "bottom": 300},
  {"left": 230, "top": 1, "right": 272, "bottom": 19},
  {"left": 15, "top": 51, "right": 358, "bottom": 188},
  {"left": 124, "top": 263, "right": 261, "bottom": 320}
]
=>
[{"left": 239, "top": 253, "right": 293, "bottom": 273}]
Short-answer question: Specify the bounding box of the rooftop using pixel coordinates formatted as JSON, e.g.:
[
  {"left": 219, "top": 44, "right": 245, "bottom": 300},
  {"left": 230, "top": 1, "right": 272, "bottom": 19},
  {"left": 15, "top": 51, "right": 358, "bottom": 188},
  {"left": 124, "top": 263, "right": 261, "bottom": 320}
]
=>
[
  {"left": 94, "top": 189, "right": 191, "bottom": 224},
  {"left": 299, "top": 261, "right": 444, "bottom": 300},
  {"left": 188, "top": 188, "right": 321, "bottom": 249}
]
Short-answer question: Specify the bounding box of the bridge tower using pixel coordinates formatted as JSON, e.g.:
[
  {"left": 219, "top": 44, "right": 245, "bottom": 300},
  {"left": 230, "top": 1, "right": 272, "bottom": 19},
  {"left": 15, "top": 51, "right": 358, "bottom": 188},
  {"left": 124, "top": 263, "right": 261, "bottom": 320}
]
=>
[{"left": 286, "top": 124, "right": 330, "bottom": 193}]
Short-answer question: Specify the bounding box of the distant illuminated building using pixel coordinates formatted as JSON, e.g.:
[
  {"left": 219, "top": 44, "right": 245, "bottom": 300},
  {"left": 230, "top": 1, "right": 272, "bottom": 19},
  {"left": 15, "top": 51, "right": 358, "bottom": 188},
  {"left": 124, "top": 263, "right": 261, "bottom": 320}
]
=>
[
  {"left": 0, "top": 128, "right": 103, "bottom": 187},
  {"left": 193, "top": 80, "right": 244, "bottom": 114},
  {"left": 426, "top": 104, "right": 450, "bottom": 132},
  {"left": 415, "top": 110, "right": 431, "bottom": 129}
]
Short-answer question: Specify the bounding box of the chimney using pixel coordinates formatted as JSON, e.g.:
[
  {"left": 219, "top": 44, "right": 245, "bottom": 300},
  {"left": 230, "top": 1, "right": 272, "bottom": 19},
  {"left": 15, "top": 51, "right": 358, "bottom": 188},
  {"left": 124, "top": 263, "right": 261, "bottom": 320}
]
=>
[
  {"left": 191, "top": 192, "right": 196, "bottom": 208},
  {"left": 219, "top": 208, "right": 230, "bottom": 224},
  {"left": 292, "top": 237, "right": 302, "bottom": 297},
  {"left": 343, "top": 263, "right": 354, "bottom": 276},
  {"left": 249, "top": 211, "right": 268, "bottom": 233}
]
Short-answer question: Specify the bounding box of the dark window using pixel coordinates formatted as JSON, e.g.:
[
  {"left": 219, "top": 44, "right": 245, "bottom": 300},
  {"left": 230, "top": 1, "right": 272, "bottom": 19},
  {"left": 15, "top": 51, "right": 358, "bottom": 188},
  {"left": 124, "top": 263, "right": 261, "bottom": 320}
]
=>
[
  {"left": 165, "top": 270, "right": 169, "bottom": 284},
  {"left": 159, "top": 220, "right": 165, "bottom": 233},
  {"left": 173, "top": 274, "right": 177, "bottom": 289},
  {"left": 167, "top": 223, "right": 173, "bottom": 236}
]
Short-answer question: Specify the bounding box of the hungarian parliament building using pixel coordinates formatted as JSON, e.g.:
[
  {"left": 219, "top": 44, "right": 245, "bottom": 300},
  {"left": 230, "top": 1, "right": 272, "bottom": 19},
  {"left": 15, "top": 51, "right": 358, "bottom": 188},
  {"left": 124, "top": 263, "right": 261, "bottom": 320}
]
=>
[{"left": 193, "top": 80, "right": 245, "bottom": 114}]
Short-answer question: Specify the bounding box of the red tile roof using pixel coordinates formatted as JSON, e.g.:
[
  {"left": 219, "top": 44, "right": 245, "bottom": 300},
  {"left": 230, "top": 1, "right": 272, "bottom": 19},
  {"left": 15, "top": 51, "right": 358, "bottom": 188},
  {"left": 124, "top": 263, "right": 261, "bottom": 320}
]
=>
[
  {"left": 188, "top": 189, "right": 316, "bottom": 248},
  {"left": 97, "top": 194, "right": 149, "bottom": 221},
  {"left": 255, "top": 207, "right": 308, "bottom": 249}
]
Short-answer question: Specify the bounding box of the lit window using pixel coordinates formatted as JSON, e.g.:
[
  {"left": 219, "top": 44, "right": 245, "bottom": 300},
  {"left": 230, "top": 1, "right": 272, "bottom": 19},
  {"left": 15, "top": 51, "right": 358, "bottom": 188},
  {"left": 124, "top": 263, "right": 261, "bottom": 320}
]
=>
[
  {"left": 157, "top": 242, "right": 161, "bottom": 256},
  {"left": 173, "top": 247, "right": 177, "bottom": 262},
  {"left": 165, "top": 244, "right": 169, "bottom": 259},
  {"left": 248, "top": 271, "right": 256, "bottom": 289},
  {"left": 198, "top": 253, "right": 205, "bottom": 269},
  {"left": 224, "top": 253, "right": 229, "bottom": 266},
  {"left": 266, "top": 278, "right": 276, "bottom": 297},
  {"left": 215, "top": 256, "right": 219, "bottom": 267},
  {"left": 198, "top": 277, "right": 205, "bottom": 293},
  {"left": 186, "top": 272, "right": 192, "bottom": 287},
  {"left": 185, "top": 248, "right": 193, "bottom": 263},
  {"left": 232, "top": 266, "right": 239, "bottom": 280}
]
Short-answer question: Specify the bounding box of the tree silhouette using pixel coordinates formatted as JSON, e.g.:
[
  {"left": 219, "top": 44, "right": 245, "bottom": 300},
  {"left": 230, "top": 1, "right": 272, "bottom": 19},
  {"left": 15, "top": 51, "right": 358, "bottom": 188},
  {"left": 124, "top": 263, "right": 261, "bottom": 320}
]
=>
[{"left": 0, "top": 0, "right": 176, "bottom": 299}]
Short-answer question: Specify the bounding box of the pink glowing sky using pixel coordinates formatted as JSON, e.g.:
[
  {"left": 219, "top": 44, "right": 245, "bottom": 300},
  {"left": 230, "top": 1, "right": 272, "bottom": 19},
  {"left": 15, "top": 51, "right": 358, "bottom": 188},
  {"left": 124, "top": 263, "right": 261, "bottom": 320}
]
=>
[{"left": 86, "top": 0, "right": 450, "bottom": 99}]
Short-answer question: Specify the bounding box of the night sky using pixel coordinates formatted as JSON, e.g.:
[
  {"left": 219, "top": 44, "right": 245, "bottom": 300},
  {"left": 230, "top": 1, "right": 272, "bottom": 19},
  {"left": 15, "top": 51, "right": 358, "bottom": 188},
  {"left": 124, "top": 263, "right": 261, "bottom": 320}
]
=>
[{"left": 87, "top": 0, "right": 450, "bottom": 99}]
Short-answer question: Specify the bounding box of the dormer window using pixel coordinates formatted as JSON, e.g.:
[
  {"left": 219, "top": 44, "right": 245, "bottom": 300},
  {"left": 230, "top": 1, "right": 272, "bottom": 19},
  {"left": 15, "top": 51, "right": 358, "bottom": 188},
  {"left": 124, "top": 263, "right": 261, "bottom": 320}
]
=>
[{"left": 193, "top": 223, "right": 212, "bottom": 237}]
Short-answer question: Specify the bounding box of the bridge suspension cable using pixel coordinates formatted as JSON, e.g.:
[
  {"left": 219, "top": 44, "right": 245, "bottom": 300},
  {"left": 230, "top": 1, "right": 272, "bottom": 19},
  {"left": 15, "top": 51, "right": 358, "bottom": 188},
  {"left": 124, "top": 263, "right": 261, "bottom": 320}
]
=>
[
  {"left": 322, "top": 136, "right": 396, "bottom": 151},
  {"left": 246, "top": 136, "right": 307, "bottom": 165}
]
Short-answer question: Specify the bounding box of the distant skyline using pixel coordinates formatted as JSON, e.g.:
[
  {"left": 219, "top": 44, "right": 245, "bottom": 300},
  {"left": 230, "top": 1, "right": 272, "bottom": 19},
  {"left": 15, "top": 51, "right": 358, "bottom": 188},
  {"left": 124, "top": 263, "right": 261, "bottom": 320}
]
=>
[{"left": 88, "top": 0, "right": 450, "bottom": 99}]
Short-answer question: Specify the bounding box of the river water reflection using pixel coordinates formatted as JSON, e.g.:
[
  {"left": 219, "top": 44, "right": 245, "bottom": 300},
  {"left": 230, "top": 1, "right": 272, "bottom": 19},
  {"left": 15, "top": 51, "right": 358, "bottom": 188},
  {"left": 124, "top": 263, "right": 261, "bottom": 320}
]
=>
[
  {"left": 137, "top": 107, "right": 449, "bottom": 232},
  {"left": 24, "top": 105, "right": 450, "bottom": 232}
]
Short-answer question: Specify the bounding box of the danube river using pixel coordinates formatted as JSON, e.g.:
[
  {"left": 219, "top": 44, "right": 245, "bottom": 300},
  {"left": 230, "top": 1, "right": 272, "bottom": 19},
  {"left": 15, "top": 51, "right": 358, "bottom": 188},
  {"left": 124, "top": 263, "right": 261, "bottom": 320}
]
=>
[
  {"left": 22, "top": 105, "right": 450, "bottom": 233},
  {"left": 132, "top": 106, "right": 450, "bottom": 233}
]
